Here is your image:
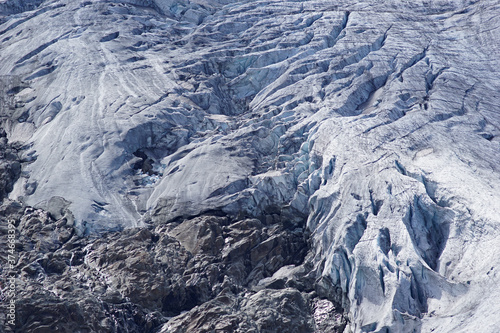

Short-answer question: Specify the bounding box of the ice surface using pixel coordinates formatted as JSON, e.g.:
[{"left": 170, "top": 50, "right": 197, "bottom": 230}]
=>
[{"left": 2, "top": 0, "right": 500, "bottom": 331}]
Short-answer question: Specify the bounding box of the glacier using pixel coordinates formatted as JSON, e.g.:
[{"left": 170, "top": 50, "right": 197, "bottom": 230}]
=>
[{"left": 1, "top": 0, "right": 500, "bottom": 332}]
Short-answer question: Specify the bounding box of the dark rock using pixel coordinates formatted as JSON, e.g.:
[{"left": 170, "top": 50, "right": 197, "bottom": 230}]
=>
[
  {"left": 162, "top": 288, "right": 316, "bottom": 333},
  {"left": 0, "top": 134, "right": 21, "bottom": 201},
  {"left": 0, "top": 204, "right": 346, "bottom": 332}
]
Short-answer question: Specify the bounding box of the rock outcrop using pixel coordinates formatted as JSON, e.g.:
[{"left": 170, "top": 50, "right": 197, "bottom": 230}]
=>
[{"left": 1, "top": 203, "right": 344, "bottom": 332}]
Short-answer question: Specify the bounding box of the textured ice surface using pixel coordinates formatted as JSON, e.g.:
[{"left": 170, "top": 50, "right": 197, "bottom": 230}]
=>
[{"left": 1, "top": 0, "right": 500, "bottom": 331}]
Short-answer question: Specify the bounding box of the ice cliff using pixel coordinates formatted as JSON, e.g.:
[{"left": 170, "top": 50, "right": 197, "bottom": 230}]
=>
[{"left": 1, "top": 0, "right": 500, "bottom": 332}]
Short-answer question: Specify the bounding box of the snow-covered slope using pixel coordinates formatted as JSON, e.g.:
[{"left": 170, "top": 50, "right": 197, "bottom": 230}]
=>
[{"left": 1, "top": 0, "right": 500, "bottom": 331}]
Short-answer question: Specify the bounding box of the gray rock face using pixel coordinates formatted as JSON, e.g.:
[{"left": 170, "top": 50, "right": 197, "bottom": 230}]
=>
[
  {"left": 1, "top": 204, "right": 338, "bottom": 332},
  {"left": 0, "top": 131, "right": 21, "bottom": 201},
  {"left": 1, "top": 0, "right": 500, "bottom": 332}
]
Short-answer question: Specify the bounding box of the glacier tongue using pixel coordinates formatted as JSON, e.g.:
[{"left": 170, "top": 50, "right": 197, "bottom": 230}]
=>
[{"left": 2, "top": 0, "right": 500, "bottom": 331}]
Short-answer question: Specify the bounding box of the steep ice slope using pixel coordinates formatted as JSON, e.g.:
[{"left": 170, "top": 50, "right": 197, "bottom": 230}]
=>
[{"left": 1, "top": 0, "right": 500, "bottom": 331}]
